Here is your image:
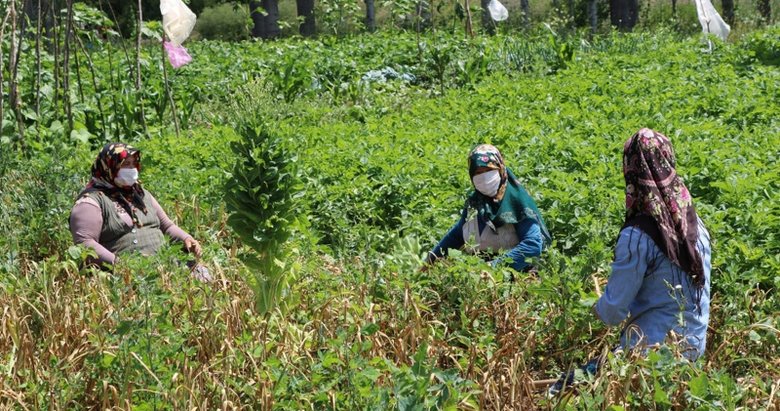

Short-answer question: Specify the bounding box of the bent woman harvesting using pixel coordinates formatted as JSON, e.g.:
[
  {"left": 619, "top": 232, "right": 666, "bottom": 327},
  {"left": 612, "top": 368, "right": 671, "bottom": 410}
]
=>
[{"left": 426, "top": 144, "right": 551, "bottom": 272}]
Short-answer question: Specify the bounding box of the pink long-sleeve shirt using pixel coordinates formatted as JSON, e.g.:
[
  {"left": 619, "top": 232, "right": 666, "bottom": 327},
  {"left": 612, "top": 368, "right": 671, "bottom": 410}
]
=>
[{"left": 69, "top": 191, "right": 191, "bottom": 265}]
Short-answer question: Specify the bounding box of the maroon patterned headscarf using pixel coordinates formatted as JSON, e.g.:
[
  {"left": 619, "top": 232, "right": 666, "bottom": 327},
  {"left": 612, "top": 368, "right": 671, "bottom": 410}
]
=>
[
  {"left": 622, "top": 128, "right": 705, "bottom": 288},
  {"left": 80, "top": 142, "right": 148, "bottom": 226}
]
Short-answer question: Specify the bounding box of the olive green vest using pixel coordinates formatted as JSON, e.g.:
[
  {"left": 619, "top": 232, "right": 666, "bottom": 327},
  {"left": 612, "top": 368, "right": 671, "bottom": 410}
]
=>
[{"left": 85, "top": 189, "right": 165, "bottom": 256}]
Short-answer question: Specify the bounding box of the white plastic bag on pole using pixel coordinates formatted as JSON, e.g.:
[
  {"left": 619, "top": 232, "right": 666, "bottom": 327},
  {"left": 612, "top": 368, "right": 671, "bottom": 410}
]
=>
[
  {"left": 694, "top": 0, "right": 730, "bottom": 41},
  {"left": 160, "top": 0, "right": 197, "bottom": 46},
  {"left": 488, "top": 0, "right": 509, "bottom": 21}
]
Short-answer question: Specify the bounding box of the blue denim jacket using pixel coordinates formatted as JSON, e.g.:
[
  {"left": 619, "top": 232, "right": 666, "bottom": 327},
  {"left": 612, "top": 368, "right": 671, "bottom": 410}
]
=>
[{"left": 595, "top": 219, "right": 712, "bottom": 360}]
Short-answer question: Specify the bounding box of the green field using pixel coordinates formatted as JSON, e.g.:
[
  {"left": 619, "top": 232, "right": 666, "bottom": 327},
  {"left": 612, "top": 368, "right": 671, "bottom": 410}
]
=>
[{"left": 1, "top": 20, "right": 779, "bottom": 410}]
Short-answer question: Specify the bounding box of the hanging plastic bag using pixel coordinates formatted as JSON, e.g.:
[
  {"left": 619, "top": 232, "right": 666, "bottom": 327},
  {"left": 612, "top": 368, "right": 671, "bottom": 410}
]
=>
[
  {"left": 488, "top": 0, "right": 509, "bottom": 22},
  {"left": 694, "top": 0, "right": 730, "bottom": 41},
  {"left": 164, "top": 41, "right": 192, "bottom": 68},
  {"left": 160, "top": 0, "right": 197, "bottom": 46}
]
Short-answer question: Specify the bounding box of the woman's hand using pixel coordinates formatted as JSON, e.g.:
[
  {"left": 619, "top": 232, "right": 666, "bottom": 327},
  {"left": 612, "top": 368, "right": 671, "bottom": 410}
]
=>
[{"left": 184, "top": 237, "right": 202, "bottom": 258}]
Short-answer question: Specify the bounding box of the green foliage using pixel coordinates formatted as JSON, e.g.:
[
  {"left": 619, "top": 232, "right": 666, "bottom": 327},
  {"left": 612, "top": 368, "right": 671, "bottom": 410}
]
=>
[
  {"left": 1, "top": 26, "right": 779, "bottom": 409},
  {"left": 0, "top": 146, "right": 93, "bottom": 265},
  {"left": 317, "top": 0, "right": 363, "bottom": 35},
  {"left": 390, "top": 344, "right": 480, "bottom": 410},
  {"left": 739, "top": 25, "right": 780, "bottom": 66},
  {"left": 544, "top": 23, "right": 576, "bottom": 72},
  {"left": 194, "top": 2, "right": 250, "bottom": 41},
  {"left": 265, "top": 51, "right": 314, "bottom": 103},
  {"left": 225, "top": 122, "right": 302, "bottom": 315}
]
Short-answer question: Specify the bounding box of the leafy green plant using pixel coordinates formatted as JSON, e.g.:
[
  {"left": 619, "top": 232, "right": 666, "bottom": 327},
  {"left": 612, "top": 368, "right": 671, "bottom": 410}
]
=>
[
  {"left": 455, "top": 50, "right": 489, "bottom": 89},
  {"left": 225, "top": 122, "right": 302, "bottom": 315},
  {"left": 389, "top": 344, "right": 480, "bottom": 410},
  {"left": 317, "top": 0, "right": 363, "bottom": 35},
  {"left": 265, "top": 52, "right": 313, "bottom": 103},
  {"left": 545, "top": 23, "right": 576, "bottom": 73},
  {"left": 425, "top": 42, "right": 454, "bottom": 94}
]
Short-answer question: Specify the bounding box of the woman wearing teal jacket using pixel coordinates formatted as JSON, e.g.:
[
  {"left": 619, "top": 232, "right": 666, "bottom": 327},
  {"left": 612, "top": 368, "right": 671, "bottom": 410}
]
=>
[{"left": 426, "top": 144, "right": 551, "bottom": 272}]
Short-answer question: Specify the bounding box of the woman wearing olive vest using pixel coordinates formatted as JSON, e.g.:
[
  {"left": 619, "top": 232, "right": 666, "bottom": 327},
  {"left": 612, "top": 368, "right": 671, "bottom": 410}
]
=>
[{"left": 69, "top": 143, "right": 207, "bottom": 278}]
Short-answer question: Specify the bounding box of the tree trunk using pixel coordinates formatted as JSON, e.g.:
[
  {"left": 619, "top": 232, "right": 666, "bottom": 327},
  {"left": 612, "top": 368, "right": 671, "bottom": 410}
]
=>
[
  {"left": 481, "top": 0, "right": 495, "bottom": 34},
  {"left": 610, "top": 0, "right": 639, "bottom": 31},
  {"left": 520, "top": 0, "right": 530, "bottom": 27},
  {"left": 756, "top": 0, "right": 770, "bottom": 24},
  {"left": 464, "top": 0, "right": 474, "bottom": 37},
  {"left": 364, "top": 0, "right": 376, "bottom": 31},
  {"left": 720, "top": 0, "right": 734, "bottom": 25},
  {"left": 296, "top": 0, "right": 315, "bottom": 37},
  {"left": 250, "top": 0, "right": 281, "bottom": 39},
  {"left": 589, "top": 0, "right": 598, "bottom": 32}
]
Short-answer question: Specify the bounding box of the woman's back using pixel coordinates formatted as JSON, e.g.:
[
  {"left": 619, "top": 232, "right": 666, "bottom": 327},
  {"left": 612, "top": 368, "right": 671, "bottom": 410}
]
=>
[{"left": 596, "top": 218, "right": 711, "bottom": 360}]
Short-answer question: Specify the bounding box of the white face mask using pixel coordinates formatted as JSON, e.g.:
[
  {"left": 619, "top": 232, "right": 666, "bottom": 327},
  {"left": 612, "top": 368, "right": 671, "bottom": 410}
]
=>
[
  {"left": 114, "top": 168, "right": 139, "bottom": 187},
  {"left": 472, "top": 170, "right": 501, "bottom": 197}
]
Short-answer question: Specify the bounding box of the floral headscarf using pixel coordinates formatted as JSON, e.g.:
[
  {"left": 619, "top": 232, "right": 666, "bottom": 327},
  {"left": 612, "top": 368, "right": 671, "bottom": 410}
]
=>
[
  {"left": 466, "top": 144, "right": 551, "bottom": 244},
  {"left": 622, "top": 128, "right": 704, "bottom": 289},
  {"left": 80, "top": 142, "right": 148, "bottom": 226}
]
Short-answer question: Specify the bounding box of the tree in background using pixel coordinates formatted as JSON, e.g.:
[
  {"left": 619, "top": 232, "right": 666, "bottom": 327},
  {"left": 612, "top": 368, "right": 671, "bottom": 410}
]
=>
[
  {"left": 249, "top": 0, "right": 280, "bottom": 39},
  {"left": 365, "top": 0, "right": 376, "bottom": 31},
  {"left": 610, "top": 0, "right": 638, "bottom": 31},
  {"left": 296, "top": 0, "right": 315, "bottom": 36},
  {"left": 481, "top": 0, "right": 496, "bottom": 35},
  {"left": 756, "top": 0, "right": 771, "bottom": 23},
  {"left": 721, "top": 0, "right": 735, "bottom": 25}
]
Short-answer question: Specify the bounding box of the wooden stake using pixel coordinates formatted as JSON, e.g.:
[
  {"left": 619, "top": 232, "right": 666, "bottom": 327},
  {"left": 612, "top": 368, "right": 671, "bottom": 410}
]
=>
[
  {"left": 135, "top": 0, "right": 147, "bottom": 133},
  {"left": 9, "top": 0, "right": 27, "bottom": 146},
  {"left": 64, "top": 0, "right": 74, "bottom": 133},
  {"left": 0, "top": 7, "right": 11, "bottom": 139},
  {"left": 35, "top": 0, "right": 42, "bottom": 136},
  {"left": 592, "top": 274, "right": 602, "bottom": 297},
  {"left": 160, "top": 35, "right": 180, "bottom": 137},
  {"left": 464, "top": 0, "right": 474, "bottom": 37}
]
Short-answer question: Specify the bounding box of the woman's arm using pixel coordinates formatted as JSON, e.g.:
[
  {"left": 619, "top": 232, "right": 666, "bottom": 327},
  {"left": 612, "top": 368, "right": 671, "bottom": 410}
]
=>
[
  {"left": 69, "top": 198, "right": 117, "bottom": 265},
  {"left": 148, "top": 193, "right": 191, "bottom": 242},
  {"left": 426, "top": 217, "right": 466, "bottom": 263},
  {"left": 594, "top": 227, "right": 650, "bottom": 326},
  {"left": 491, "top": 219, "right": 544, "bottom": 271}
]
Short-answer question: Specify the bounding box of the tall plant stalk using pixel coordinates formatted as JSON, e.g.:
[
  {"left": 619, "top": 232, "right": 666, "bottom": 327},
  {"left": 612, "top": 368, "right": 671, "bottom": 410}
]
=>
[
  {"left": 99, "top": 0, "right": 123, "bottom": 140},
  {"left": 63, "top": 0, "right": 74, "bottom": 132},
  {"left": 51, "top": 0, "right": 60, "bottom": 115},
  {"left": 135, "top": 0, "right": 147, "bottom": 133},
  {"left": 76, "top": 36, "right": 107, "bottom": 140},
  {"left": 35, "top": 0, "right": 42, "bottom": 135},
  {"left": 0, "top": 7, "right": 11, "bottom": 138},
  {"left": 464, "top": 0, "right": 474, "bottom": 37},
  {"left": 73, "top": 30, "right": 86, "bottom": 107},
  {"left": 160, "top": 36, "right": 180, "bottom": 137},
  {"left": 9, "top": 0, "right": 26, "bottom": 147}
]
